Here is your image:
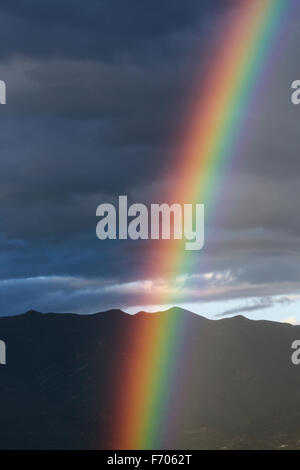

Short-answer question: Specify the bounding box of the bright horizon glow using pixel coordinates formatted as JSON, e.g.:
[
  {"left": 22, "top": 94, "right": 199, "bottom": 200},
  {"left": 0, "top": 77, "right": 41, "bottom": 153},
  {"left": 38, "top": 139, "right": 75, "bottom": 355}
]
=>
[{"left": 124, "top": 296, "right": 300, "bottom": 325}]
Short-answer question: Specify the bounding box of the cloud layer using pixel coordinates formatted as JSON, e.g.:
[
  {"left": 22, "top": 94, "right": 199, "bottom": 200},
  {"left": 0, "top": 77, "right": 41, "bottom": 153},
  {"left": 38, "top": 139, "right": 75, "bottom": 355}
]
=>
[{"left": 1, "top": 1, "right": 300, "bottom": 315}]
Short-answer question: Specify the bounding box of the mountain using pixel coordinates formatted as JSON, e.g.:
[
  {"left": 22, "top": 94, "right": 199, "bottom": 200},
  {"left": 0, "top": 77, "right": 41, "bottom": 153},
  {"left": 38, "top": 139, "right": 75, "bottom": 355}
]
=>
[{"left": 0, "top": 307, "right": 299, "bottom": 449}]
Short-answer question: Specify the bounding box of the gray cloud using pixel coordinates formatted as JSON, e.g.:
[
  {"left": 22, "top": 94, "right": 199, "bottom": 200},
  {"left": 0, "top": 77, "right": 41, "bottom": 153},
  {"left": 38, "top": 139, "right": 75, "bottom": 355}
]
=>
[
  {"left": 215, "top": 296, "right": 292, "bottom": 318},
  {"left": 0, "top": 0, "right": 237, "bottom": 60}
]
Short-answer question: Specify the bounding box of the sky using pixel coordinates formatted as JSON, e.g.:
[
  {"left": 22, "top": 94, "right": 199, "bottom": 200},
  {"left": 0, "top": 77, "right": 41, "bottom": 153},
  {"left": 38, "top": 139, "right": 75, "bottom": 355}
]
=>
[{"left": 1, "top": 0, "right": 300, "bottom": 322}]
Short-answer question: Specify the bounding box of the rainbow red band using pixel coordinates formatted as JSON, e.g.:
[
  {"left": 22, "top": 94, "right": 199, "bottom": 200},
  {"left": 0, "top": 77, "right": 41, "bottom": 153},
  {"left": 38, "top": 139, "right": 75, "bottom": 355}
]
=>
[{"left": 110, "top": 0, "right": 288, "bottom": 450}]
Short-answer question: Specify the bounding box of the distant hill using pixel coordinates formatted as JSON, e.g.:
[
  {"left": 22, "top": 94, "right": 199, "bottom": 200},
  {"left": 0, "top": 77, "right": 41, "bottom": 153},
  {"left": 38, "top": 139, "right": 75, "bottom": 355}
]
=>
[{"left": 0, "top": 307, "right": 299, "bottom": 449}]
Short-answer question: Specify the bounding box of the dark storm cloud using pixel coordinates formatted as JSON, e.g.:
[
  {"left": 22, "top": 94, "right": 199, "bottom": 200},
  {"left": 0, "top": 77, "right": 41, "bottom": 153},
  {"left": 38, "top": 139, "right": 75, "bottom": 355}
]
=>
[
  {"left": 0, "top": 114, "right": 175, "bottom": 241},
  {"left": 0, "top": 0, "right": 236, "bottom": 60},
  {"left": 1, "top": 0, "right": 300, "bottom": 315},
  {"left": 0, "top": 57, "right": 191, "bottom": 116}
]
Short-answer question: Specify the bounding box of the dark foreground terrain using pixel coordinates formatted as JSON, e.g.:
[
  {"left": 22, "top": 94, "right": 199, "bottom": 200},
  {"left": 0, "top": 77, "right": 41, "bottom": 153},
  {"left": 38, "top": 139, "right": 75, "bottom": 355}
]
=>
[{"left": 0, "top": 307, "right": 299, "bottom": 449}]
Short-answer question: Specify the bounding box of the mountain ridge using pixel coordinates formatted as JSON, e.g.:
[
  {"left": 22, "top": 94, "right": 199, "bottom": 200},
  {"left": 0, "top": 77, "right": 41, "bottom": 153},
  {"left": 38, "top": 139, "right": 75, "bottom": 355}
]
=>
[
  {"left": 2, "top": 306, "right": 297, "bottom": 328},
  {"left": 0, "top": 305, "right": 299, "bottom": 449}
]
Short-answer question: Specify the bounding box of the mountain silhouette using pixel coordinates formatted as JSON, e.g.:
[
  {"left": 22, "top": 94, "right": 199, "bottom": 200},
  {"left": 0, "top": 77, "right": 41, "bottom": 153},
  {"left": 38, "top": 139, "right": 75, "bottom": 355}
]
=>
[{"left": 0, "top": 307, "right": 299, "bottom": 449}]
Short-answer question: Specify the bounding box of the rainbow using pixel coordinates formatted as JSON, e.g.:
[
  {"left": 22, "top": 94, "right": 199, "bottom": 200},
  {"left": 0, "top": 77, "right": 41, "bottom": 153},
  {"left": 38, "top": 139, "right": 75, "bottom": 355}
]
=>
[{"left": 110, "top": 0, "right": 288, "bottom": 450}]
